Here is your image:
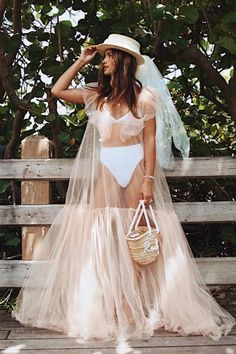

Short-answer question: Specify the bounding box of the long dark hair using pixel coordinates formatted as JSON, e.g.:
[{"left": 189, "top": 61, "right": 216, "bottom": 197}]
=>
[{"left": 96, "top": 49, "right": 142, "bottom": 117}]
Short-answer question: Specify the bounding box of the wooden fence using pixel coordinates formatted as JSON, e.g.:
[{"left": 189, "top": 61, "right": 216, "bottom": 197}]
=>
[{"left": 0, "top": 135, "right": 236, "bottom": 287}]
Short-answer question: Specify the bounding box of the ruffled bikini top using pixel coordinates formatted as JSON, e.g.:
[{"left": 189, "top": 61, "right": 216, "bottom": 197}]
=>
[{"left": 81, "top": 83, "right": 161, "bottom": 142}]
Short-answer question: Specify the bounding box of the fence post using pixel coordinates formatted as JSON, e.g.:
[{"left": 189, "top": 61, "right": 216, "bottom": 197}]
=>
[{"left": 21, "top": 135, "right": 52, "bottom": 260}]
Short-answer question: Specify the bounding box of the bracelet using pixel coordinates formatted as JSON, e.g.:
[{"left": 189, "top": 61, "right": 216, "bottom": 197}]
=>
[{"left": 144, "top": 175, "right": 155, "bottom": 180}]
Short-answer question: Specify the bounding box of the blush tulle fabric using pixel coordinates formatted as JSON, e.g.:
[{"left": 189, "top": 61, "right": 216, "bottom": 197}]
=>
[{"left": 12, "top": 85, "right": 235, "bottom": 341}]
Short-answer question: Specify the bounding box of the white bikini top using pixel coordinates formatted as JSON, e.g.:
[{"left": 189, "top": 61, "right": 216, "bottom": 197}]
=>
[
  {"left": 110, "top": 111, "right": 132, "bottom": 124},
  {"left": 89, "top": 109, "right": 145, "bottom": 142},
  {"left": 82, "top": 85, "right": 161, "bottom": 143}
]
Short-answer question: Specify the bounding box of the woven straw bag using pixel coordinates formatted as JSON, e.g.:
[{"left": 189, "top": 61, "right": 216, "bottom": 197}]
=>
[{"left": 126, "top": 200, "right": 160, "bottom": 266}]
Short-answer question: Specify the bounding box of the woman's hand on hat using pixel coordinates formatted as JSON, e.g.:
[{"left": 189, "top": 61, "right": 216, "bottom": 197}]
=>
[{"left": 79, "top": 45, "right": 97, "bottom": 65}]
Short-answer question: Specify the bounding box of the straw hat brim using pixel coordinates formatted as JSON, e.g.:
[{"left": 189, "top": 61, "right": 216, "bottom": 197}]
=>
[{"left": 96, "top": 43, "right": 144, "bottom": 66}]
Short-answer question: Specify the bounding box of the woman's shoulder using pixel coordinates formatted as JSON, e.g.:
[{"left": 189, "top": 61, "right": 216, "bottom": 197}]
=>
[
  {"left": 83, "top": 82, "right": 98, "bottom": 90},
  {"left": 139, "top": 85, "right": 159, "bottom": 99},
  {"left": 138, "top": 85, "right": 161, "bottom": 109},
  {"left": 82, "top": 82, "right": 99, "bottom": 97},
  {"left": 80, "top": 82, "right": 99, "bottom": 112}
]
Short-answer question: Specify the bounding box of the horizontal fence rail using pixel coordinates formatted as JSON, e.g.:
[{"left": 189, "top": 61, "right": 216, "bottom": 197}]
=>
[
  {"left": 0, "top": 201, "right": 236, "bottom": 225},
  {"left": 0, "top": 156, "right": 236, "bottom": 180},
  {"left": 0, "top": 258, "right": 236, "bottom": 287},
  {"left": 1, "top": 155, "right": 236, "bottom": 287}
]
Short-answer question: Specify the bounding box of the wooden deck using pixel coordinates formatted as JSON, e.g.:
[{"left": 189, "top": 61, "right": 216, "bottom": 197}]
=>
[{"left": 0, "top": 308, "right": 235, "bottom": 354}]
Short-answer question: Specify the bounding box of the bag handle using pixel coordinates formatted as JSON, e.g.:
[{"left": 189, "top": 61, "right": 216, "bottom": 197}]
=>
[
  {"left": 140, "top": 200, "right": 160, "bottom": 234},
  {"left": 148, "top": 204, "right": 160, "bottom": 233},
  {"left": 128, "top": 200, "right": 160, "bottom": 234},
  {"left": 140, "top": 200, "right": 152, "bottom": 234}
]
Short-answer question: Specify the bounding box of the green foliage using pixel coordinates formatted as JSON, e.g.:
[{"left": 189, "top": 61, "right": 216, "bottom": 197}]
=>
[
  {"left": 0, "top": 228, "right": 21, "bottom": 259},
  {"left": 1, "top": 0, "right": 235, "bottom": 157},
  {"left": 187, "top": 223, "right": 236, "bottom": 258},
  {"left": 179, "top": 5, "right": 199, "bottom": 24},
  {"left": 0, "top": 181, "right": 9, "bottom": 194}
]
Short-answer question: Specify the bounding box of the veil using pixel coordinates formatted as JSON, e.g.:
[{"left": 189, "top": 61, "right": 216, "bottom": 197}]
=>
[{"left": 136, "top": 55, "right": 190, "bottom": 169}]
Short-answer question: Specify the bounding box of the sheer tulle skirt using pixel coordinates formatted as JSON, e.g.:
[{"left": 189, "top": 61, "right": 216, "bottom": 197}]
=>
[{"left": 12, "top": 124, "right": 235, "bottom": 341}]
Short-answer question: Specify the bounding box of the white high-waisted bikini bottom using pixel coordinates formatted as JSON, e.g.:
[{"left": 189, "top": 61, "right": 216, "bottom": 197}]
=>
[{"left": 100, "top": 143, "right": 144, "bottom": 188}]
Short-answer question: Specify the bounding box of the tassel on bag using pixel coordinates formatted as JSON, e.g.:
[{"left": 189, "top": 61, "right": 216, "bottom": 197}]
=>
[{"left": 126, "top": 200, "right": 160, "bottom": 265}]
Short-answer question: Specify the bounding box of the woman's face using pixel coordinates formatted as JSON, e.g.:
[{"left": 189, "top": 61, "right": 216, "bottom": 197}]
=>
[{"left": 102, "top": 49, "right": 116, "bottom": 76}]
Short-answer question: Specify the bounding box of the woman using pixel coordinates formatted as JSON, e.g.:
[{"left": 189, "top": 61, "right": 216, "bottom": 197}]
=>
[{"left": 12, "top": 34, "right": 235, "bottom": 341}]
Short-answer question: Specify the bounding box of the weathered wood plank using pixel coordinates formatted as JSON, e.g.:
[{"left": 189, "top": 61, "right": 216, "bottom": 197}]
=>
[
  {"left": 0, "top": 322, "right": 24, "bottom": 330},
  {"left": 7, "top": 329, "right": 72, "bottom": 339},
  {"left": 0, "top": 156, "right": 235, "bottom": 180},
  {"left": 174, "top": 201, "right": 236, "bottom": 223},
  {"left": 0, "top": 260, "right": 32, "bottom": 288},
  {"left": 5, "top": 324, "right": 236, "bottom": 339},
  {"left": 6, "top": 328, "right": 186, "bottom": 339},
  {"left": 165, "top": 156, "right": 236, "bottom": 178},
  {"left": 0, "top": 204, "right": 61, "bottom": 226},
  {"left": 0, "top": 159, "right": 74, "bottom": 180},
  {"left": 0, "top": 201, "right": 236, "bottom": 226},
  {"left": 0, "top": 331, "right": 8, "bottom": 340},
  {"left": 0, "top": 348, "right": 235, "bottom": 354},
  {"left": 0, "top": 335, "right": 236, "bottom": 350},
  {"left": 3, "top": 321, "right": 236, "bottom": 338},
  {"left": 0, "top": 258, "right": 235, "bottom": 287},
  {"left": 197, "top": 258, "right": 236, "bottom": 284},
  {"left": 0, "top": 312, "right": 14, "bottom": 322}
]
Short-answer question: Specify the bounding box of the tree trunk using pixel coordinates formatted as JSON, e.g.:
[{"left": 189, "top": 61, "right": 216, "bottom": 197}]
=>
[{"left": 4, "top": 109, "right": 27, "bottom": 159}]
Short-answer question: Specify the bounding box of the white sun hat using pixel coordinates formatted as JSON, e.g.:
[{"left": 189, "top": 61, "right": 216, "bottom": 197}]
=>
[{"left": 96, "top": 34, "right": 145, "bottom": 65}]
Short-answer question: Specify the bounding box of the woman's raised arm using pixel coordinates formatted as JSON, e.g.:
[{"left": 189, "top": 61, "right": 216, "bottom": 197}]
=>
[{"left": 51, "top": 46, "right": 97, "bottom": 104}]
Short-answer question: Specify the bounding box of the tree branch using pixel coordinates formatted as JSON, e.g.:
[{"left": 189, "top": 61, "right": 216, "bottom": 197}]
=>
[
  {"left": 4, "top": 109, "right": 27, "bottom": 159},
  {"left": 0, "top": 41, "right": 29, "bottom": 109},
  {"left": 151, "top": 0, "right": 172, "bottom": 53},
  {"left": 154, "top": 44, "right": 229, "bottom": 94},
  {"left": 56, "top": 0, "right": 63, "bottom": 64},
  {"left": 4, "top": 106, "right": 26, "bottom": 205},
  {"left": 46, "top": 88, "right": 63, "bottom": 158},
  {"left": 0, "top": 1, "right": 23, "bottom": 101},
  {"left": 0, "top": 0, "right": 8, "bottom": 102},
  {"left": 13, "top": 0, "right": 22, "bottom": 34},
  {"left": 82, "top": 0, "right": 97, "bottom": 44},
  {"left": 180, "top": 69, "right": 194, "bottom": 99},
  {"left": 200, "top": 86, "right": 228, "bottom": 114},
  {"left": 7, "top": 0, "right": 22, "bottom": 66}
]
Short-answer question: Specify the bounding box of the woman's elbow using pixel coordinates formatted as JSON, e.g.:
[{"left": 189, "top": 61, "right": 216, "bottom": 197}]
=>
[{"left": 51, "top": 87, "right": 60, "bottom": 98}]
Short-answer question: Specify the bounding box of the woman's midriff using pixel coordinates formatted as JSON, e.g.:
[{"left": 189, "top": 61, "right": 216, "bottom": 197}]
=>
[{"left": 101, "top": 125, "right": 142, "bottom": 147}]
